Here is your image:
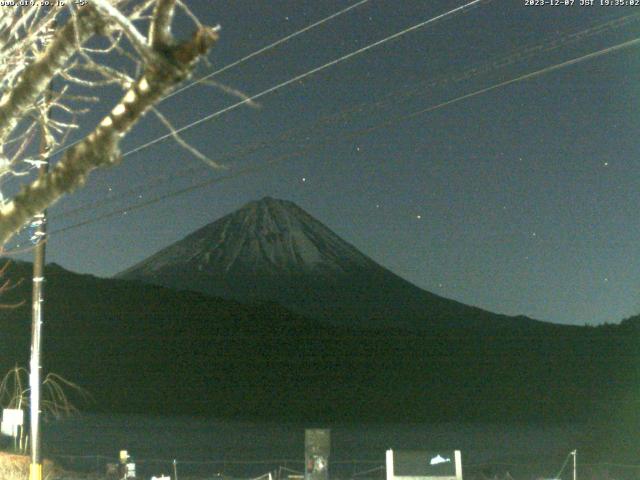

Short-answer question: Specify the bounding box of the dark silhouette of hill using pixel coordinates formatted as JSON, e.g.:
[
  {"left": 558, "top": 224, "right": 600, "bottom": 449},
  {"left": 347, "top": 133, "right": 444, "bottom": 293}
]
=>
[
  {"left": 117, "top": 197, "right": 547, "bottom": 331},
  {"left": 0, "top": 261, "right": 637, "bottom": 433}
]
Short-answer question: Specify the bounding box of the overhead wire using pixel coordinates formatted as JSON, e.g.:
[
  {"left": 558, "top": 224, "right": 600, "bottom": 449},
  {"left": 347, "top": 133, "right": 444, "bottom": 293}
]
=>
[
  {"left": 7, "top": 0, "right": 495, "bottom": 249},
  {"left": 47, "top": 2, "right": 639, "bottom": 221},
  {"left": 122, "top": 0, "right": 491, "bottom": 158},
  {"left": 9, "top": 2, "right": 638, "bottom": 243},
  {"left": 7, "top": 2, "right": 637, "bottom": 255},
  {"left": 47, "top": 34, "right": 640, "bottom": 238},
  {"left": 47, "top": 0, "right": 522, "bottom": 218},
  {"left": 161, "top": 0, "right": 372, "bottom": 103},
  {"left": 99, "top": 10, "right": 640, "bottom": 188},
  {"left": 350, "top": 35, "right": 640, "bottom": 138},
  {"left": 46, "top": 10, "right": 640, "bottom": 223},
  {"left": 41, "top": 0, "right": 372, "bottom": 162}
]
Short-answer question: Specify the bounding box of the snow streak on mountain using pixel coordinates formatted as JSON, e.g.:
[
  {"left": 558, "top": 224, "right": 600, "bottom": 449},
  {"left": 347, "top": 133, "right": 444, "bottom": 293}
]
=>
[{"left": 120, "top": 197, "right": 376, "bottom": 278}]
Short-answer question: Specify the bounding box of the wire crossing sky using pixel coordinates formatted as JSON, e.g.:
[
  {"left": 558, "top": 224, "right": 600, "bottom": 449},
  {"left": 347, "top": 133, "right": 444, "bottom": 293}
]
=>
[
  {"left": 161, "top": 0, "right": 373, "bottom": 103},
  {"left": 45, "top": 10, "right": 640, "bottom": 224},
  {"left": 8, "top": 0, "right": 640, "bottom": 326},
  {"left": 43, "top": 0, "right": 373, "bottom": 163},
  {"left": 47, "top": 34, "right": 640, "bottom": 236},
  {"left": 123, "top": 0, "right": 489, "bottom": 158}
]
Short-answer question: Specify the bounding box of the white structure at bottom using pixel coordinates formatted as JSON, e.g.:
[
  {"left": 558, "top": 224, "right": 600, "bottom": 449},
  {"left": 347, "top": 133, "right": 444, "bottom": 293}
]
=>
[{"left": 386, "top": 450, "right": 463, "bottom": 480}]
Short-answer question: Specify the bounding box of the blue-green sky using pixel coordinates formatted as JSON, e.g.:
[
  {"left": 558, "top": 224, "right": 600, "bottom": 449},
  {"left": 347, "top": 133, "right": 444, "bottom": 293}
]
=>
[{"left": 9, "top": 0, "right": 640, "bottom": 326}]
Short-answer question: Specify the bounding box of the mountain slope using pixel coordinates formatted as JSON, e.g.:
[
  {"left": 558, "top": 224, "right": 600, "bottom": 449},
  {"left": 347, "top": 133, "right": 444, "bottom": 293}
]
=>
[
  {"left": 0, "top": 261, "right": 634, "bottom": 426},
  {"left": 118, "top": 197, "right": 542, "bottom": 330}
]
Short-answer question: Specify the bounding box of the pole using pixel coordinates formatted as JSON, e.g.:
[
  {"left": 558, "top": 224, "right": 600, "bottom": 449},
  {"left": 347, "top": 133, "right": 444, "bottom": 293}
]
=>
[
  {"left": 29, "top": 164, "right": 47, "bottom": 480},
  {"left": 572, "top": 449, "right": 577, "bottom": 480},
  {"left": 30, "top": 46, "right": 53, "bottom": 480},
  {"left": 173, "top": 459, "right": 178, "bottom": 480}
]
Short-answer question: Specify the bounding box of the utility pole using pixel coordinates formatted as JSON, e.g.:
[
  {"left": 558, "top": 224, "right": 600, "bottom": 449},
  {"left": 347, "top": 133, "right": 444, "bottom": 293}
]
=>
[
  {"left": 29, "top": 126, "right": 49, "bottom": 480},
  {"left": 29, "top": 139, "right": 48, "bottom": 480},
  {"left": 30, "top": 26, "right": 54, "bottom": 480},
  {"left": 29, "top": 212, "right": 46, "bottom": 480}
]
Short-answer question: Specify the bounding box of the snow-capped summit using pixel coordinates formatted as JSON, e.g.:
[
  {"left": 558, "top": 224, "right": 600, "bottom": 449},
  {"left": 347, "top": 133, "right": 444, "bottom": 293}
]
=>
[
  {"left": 123, "top": 196, "right": 375, "bottom": 278},
  {"left": 118, "top": 197, "right": 540, "bottom": 329}
]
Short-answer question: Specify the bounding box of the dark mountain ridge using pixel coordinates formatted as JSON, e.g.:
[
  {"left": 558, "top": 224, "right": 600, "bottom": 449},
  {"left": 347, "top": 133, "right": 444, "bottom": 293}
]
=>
[
  {"left": 117, "top": 197, "right": 546, "bottom": 330},
  {"left": 0, "top": 260, "right": 636, "bottom": 431}
]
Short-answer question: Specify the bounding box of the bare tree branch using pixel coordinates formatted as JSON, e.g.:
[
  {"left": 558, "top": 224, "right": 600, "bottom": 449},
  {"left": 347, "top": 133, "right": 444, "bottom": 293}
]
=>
[
  {"left": 0, "top": 3, "right": 221, "bottom": 246},
  {"left": 151, "top": 106, "right": 224, "bottom": 169},
  {"left": 149, "top": 0, "right": 177, "bottom": 47},
  {"left": 90, "top": 0, "right": 159, "bottom": 65},
  {"left": 0, "top": 21, "right": 219, "bottom": 245},
  {"left": 0, "top": 7, "right": 103, "bottom": 146}
]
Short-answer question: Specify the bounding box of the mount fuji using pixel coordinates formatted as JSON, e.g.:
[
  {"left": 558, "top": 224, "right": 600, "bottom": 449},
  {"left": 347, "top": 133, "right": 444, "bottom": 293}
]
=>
[
  {"left": 118, "top": 197, "right": 541, "bottom": 330},
  {"left": 0, "top": 198, "right": 631, "bottom": 424}
]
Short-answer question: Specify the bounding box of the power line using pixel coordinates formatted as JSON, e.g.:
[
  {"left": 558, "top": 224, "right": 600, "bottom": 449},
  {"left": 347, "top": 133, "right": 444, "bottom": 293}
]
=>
[
  {"left": 8, "top": 2, "right": 637, "bottom": 254},
  {"left": 7, "top": 0, "right": 496, "bottom": 248},
  {"left": 161, "top": 0, "right": 372, "bottom": 103},
  {"left": 33, "top": 0, "right": 488, "bottom": 229},
  {"left": 351, "top": 35, "right": 640, "bottom": 137},
  {"left": 47, "top": 35, "right": 640, "bottom": 238},
  {"left": 48, "top": 145, "right": 318, "bottom": 236},
  {"left": 122, "top": 0, "right": 491, "bottom": 158},
  {"left": 42, "top": 0, "right": 372, "bottom": 162},
  {"left": 47, "top": 10, "right": 640, "bottom": 223},
  {"left": 50, "top": 32, "right": 640, "bottom": 235}
]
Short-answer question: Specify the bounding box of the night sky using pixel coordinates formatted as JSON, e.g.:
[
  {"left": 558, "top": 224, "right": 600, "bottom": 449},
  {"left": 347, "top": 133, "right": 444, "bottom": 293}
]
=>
[{"left": 8, "top": 0, "right": 640, "bottom": 326}]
